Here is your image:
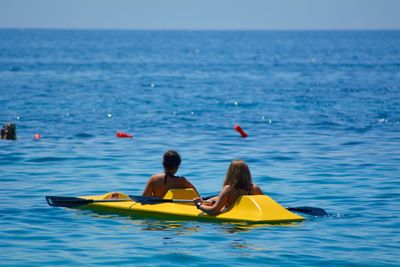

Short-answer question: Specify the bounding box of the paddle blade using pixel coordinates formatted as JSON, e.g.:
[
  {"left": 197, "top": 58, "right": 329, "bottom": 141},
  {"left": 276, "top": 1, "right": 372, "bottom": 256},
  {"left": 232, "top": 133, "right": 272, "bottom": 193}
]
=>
[
  {"left": 287, "top": 206, "right": 328, "bottom": 216},
  {"left": 46, "top": 196, "right": 94, "bottom": 208}
]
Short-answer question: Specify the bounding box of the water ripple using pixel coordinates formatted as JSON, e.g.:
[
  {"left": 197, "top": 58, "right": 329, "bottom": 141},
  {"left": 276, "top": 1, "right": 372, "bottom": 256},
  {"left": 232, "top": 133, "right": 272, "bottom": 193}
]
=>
[{"left": 1, "top": 29, "right": 399, "bottom": 266}]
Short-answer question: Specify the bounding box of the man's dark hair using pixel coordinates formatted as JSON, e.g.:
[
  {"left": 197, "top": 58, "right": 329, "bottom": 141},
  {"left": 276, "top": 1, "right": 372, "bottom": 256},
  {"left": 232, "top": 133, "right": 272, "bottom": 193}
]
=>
[{"left": 162, "top": 150, "right": 181, "bottom": 170}]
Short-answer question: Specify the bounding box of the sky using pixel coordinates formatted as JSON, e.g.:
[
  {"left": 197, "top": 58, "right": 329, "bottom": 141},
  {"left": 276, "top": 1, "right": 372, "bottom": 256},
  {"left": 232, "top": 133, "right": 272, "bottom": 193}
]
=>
[{"left": 0, "top": 0, "right": 399, "bottom": 30}]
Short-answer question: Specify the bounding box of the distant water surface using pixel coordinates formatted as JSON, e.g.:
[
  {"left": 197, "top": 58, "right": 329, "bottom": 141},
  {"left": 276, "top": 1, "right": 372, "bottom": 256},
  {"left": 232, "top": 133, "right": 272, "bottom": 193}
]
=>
[{"left": 0, "top": 30, "right": 399, "bottom": 266}]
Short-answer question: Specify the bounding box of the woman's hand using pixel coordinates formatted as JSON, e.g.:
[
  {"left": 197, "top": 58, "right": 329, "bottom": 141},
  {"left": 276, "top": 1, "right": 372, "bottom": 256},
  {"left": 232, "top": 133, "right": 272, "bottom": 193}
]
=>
[{"left": 193, "top": 197, "right": 203, "bottom": 209}]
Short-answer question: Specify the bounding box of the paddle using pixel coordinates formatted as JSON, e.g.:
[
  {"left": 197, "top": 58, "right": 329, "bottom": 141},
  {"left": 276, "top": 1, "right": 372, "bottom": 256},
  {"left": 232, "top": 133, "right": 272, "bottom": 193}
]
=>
[{"left": 45, "top": 195, "right": 210, "bottom": 208}]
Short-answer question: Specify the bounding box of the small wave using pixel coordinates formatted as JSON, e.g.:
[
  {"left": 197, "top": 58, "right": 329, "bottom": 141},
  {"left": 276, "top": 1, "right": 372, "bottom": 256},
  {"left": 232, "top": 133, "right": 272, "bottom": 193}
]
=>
[
  {"left": 0, "top": 155, "right": 25, "bottom": 163},
  {"left": 269, "top": 156, "right": 295, "bottom": 161},
  {"left": 25, "top": 156, "right": 68, "bottom": 163},
  {"left": 341, "top": 141, "right": 364, "bottom": 146},
  {"left": 345, "top": 125, "right": 372, "bottom": 133},
  {"left": 9, "top": 66, "right": 21, "bottom": 72},
  {"left": 25, "top": 156, "right": 93, "bottom": 163},
  {"left": 75, "top": 133, "right": 95, "bottom": 138},
  {"left": 309, "top": 121, "right": 343, "bottom": 128}
]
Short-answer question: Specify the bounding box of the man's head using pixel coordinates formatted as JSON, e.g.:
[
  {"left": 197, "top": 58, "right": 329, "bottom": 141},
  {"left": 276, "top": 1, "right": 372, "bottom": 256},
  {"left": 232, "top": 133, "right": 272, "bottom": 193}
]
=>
[{"left": 162, "top": 150, "right": 181, "bottom": 174}]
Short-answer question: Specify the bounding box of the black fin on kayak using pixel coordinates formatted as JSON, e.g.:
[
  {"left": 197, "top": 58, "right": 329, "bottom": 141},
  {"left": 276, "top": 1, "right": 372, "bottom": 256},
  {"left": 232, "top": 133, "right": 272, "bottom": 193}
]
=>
[
  {"left": 129, "top": 195, "right": 173, "bottom": 204},
  {"left": 45, "top": 196, "right": 94, "bottom": 208},
  {"left": 129, "top": 195, "right": 196, "bottom": 205},
  {"left": 287, "top": 206, "right": 328, "bottom": 216}
]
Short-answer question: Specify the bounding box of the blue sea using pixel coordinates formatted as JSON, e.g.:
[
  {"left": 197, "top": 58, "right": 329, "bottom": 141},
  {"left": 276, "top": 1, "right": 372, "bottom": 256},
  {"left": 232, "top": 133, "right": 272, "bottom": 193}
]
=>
[{"left": 0, "top": 30, "right": 399, "bottom": 266}]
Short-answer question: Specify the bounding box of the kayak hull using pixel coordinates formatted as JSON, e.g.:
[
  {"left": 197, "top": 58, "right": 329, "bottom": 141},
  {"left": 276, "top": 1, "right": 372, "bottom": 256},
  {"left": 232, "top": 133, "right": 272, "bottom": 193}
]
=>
[{"left": 77, "top": 189, "right": 304, "bottom": 224}]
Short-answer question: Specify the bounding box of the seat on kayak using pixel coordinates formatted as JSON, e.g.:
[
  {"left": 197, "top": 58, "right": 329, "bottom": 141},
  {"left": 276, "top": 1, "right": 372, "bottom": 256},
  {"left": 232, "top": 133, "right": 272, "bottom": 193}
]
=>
[{"left": 163, "top": 188, "right": 199, "bottom": 200}]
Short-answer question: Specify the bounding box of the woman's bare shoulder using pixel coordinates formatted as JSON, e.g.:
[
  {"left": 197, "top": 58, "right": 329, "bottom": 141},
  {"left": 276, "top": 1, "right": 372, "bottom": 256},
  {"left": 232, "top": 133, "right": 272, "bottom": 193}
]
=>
[
  {"left": 222, "top": 184, "right": 231, "bottom": 190},
  {"left": 221, "top": 185, "right": 236, "bottom": 194}
]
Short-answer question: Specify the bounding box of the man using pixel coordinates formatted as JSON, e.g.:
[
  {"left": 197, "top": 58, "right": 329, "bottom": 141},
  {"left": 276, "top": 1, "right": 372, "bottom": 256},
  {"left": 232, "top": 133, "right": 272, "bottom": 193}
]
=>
[{"left": 1, "top": 123, "right": 17, "bottom": 140}]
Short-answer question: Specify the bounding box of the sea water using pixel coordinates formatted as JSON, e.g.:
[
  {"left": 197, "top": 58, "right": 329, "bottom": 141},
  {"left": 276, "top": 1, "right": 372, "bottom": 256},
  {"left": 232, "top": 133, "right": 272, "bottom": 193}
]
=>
[{"left": 0, "top": 30, "right": 399, "bottom": 266}]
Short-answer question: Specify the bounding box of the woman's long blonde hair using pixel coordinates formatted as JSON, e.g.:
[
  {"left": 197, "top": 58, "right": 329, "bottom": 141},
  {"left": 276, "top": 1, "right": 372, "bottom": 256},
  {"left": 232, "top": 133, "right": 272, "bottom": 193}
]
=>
[{"left": 223, "top": 160, "right": 252, "bottom": 191}]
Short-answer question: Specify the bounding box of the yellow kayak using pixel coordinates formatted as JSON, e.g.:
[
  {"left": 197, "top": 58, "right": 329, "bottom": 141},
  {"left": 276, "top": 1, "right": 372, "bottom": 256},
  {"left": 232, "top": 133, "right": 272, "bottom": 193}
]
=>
[{"left": 71, "top": 189, "right": 304, "bottom": 224}]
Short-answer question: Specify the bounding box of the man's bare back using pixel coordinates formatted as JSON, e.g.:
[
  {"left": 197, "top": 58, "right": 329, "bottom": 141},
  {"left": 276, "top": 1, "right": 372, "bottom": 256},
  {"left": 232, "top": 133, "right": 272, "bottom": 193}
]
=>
[{"left": 142, "top": 172, "right": 197, "bottom": 198}]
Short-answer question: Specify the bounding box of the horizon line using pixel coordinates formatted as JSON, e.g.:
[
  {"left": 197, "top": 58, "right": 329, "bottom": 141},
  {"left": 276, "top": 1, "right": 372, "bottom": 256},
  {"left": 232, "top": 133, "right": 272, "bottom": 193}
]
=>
[{"left": 1, "top": 27, "right": 399, "bottom": 32}]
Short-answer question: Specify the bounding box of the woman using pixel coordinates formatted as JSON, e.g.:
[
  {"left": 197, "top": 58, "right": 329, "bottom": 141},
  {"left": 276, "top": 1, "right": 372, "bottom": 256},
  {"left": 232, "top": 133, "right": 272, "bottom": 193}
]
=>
[
  {"left": 193, "top": 160, "right": 263, "bottom": 215},
  {"left": 142, "top": 150, "right": 198, "bottom": 198}
]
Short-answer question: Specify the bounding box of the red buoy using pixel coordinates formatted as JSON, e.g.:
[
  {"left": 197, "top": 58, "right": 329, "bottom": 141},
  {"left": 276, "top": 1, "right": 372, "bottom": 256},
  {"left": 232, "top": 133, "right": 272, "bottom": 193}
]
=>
[
  {"left": 116, "top": 131, "right": 133, "bottom": 138},
  {"left": 234, "top": 124, "right": 248, "bottom": 138}
]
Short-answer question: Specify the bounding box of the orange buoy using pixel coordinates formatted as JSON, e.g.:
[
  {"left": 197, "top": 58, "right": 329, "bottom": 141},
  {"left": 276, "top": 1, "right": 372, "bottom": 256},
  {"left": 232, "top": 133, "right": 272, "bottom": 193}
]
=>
[
  {"left": 116, "top": 131, "right": 133, "bottom": 138},
  {"left": 234, "top": 124, "right": 248, "bottom": 138}
]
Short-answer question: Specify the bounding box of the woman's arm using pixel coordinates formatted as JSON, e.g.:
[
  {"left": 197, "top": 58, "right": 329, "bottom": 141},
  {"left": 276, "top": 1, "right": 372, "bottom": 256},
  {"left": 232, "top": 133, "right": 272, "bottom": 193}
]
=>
[{"left": 194, "top": 186, "right": 231, "bottom": 216}]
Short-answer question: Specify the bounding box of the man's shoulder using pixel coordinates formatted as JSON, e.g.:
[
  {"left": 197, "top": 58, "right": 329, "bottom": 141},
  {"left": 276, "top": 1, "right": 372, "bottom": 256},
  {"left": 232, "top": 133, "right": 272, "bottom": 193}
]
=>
[{"left": 149, "top": 173, "right": 165, "bottom": 181}]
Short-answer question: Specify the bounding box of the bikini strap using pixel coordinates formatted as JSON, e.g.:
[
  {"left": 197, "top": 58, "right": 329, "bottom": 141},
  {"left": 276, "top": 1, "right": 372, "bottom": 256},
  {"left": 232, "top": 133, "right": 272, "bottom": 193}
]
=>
[
  {"left": 165, "top": 171, "right": 182, "bottom": 185},
  {"left": 164, "top": 172, "right": 171, "bottom": 185}
]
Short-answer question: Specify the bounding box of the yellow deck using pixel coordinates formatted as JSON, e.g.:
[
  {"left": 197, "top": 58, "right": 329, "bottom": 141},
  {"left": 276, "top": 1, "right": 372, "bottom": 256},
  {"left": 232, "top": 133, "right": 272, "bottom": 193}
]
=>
[{"left": 79, "top": 189, "right": 304, "bottom": 224}]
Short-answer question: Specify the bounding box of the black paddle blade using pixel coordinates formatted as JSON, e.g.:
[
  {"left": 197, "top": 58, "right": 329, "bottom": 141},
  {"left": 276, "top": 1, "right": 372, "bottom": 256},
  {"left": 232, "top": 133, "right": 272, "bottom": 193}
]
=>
[
  {"left": 287, "top": 206, "right": 328, "bottom": 216},
  {"left": 45, "top": 196, "right": 94, "bottom": 208}
]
